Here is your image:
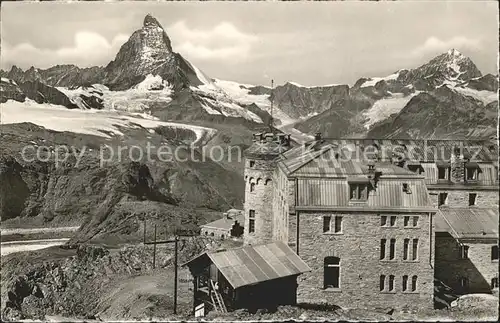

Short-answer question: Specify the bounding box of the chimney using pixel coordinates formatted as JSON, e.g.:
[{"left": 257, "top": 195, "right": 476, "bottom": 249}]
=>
[
  {"left": 314, "top": 132, "right": 322, "bottom": 141},
  {"left": 450, "top": 147, "right": 465, "bottom": 183}
]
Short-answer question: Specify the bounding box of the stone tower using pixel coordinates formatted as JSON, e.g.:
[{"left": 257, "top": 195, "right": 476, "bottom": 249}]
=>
[{"left": 243, "top": 132, "right": 291, "bottom": 245}]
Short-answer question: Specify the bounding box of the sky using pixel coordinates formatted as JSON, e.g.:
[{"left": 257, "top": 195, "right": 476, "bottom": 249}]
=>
[{"left": 1, "top": 1, "right": 498, "bottom": 86}]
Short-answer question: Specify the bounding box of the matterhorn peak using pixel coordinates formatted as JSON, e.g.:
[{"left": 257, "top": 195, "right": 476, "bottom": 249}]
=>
[{"left": 143, "top": 14, "right": 163, "bottom": 29}]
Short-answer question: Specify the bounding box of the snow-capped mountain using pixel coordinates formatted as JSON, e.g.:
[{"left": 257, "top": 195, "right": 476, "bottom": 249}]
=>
[
  {"left": 1, "top": 13, "right": 497, "bottom": 141},
  {"left": 1, "top": 14, "right": 267, "bottom": 128},
  {"left": 294, "top": 49, "right": 498, "bottom": 139}
]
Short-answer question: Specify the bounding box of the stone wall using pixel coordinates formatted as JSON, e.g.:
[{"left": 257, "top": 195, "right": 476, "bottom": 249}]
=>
[
  {"left": 200, "top": 227, "right": 230, "bottom": 239},
  {"left": 272, "top": 167, "right": 289, "bottom": 243},
  {"left": 428, "top": 189, "right": 498, "bottom": 209},
  {"left": 435, "top": 234, "right": 499, "bottom": 294},
  {"left": 450, "top": 153, "right": 465, "bottom": 183},
  {"left": 243, "top": 158, "right": 276, "bottom": 245},
  {"left": 296, "top": 211, "right": 435, "bottom": 311}
]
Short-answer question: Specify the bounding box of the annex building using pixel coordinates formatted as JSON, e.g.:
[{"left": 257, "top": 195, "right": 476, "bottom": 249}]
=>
[{"left": 242, "top": 133, "right": 499, "bottom": 311}]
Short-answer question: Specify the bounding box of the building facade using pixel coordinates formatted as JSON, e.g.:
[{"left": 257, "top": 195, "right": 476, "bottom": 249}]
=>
[
  {"left": 200, "top": 209, "right": 244, "bottom": 239},
  {"left": 435, "top": 208, "right": 499, "bottom": 295},
  {"left": 242, "top": 135, "right": 499, "bottom": 310}
]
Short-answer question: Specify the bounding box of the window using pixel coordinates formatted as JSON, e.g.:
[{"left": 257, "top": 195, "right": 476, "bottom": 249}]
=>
[
  {"left": 411, "top": 275, "right": 418, "bottom": 291},
  {"left": 380, "top": 239, "right": 387, "bottom": 260},
  {"left": 210, "top": 232, "right": 214, "bottom": 236},
  {"left": 265, "top": 178, "right": 272, "bottom": 185},
  {"left": 334, "top": 216, "right": 342, "bottom": 233},
  {"left": 324, "top": 257, "right": 340, "bottom": 289},
  {"left": 382, "top": 215, "right": 396, "bottom": 227},
  {"left": 469, "top": 193, "right": 477, "bottom": 206},
  {"left": 438, "top": 166, "right": 449, "bottom": 180},
  {"left": 402, "top": 183, "right": 411, "bottom": 194},
  {"left": 323, "top": 216, "right": 331, "bottom": 233},
  {"left": 349, "top": 184, "right": 368, "bottom": 201},
  {"left": 402, "top": 275, "right": 408, "bottom": 292},
  {"left": 404, "top": 216, "right": 410, "bottom": 227},
  {"left": 389, "top": 239, "right": 396, "bottom": 260},
  {"left": 388, "top": 275, "right": 395, "bottom": 291},
  {"left": 412, "top": 239, "right": 419, "bottom": 260},
  {"left": 403, "top": 239, "right": 410, "bottom": 260},
  {"left": 380, "top": 275, "right": 386, "bottom": 291},
  {"left": 459, "top": 245, "right": 469, "bottom": 259},
  {"left": 412, "top": 216, "right": 419, "bottom": 227},
  {"left": 249, "top": 160, "right": 255, "bottom": 167},
  {"left": 323, "top": 216, "right": 342, "bottom": 233},
  {"left": 381, "top": 215, "right": 388, "bottom": 226},
  {"left": 249, "top": 210, "right": 255, "bottom": 233},
  {"left": 250, "top": 182, "right": 255, "bottom": 192},
  {"left": 221, "top": 234, "right": 225, "bottom": 240},
  {"left": 466, "top": 168, "right": 478, "bottom": 181},
  {"left": 438, "top": 193, "right": 448, "bottom": 206},
  {"left": 492, "top": 245, "right": 499, "bottom": 261},
  {"left": 491, "top": 277, "right": 499, "bottom": 289}
]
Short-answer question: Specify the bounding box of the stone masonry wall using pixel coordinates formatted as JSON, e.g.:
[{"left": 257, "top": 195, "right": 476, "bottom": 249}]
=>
[
  {"left": 428, "top": 189, "right": 498, "bottom": 209},
  {"left": 296, "top": 211, "right": 435, "bottom": 311},
  {"left": 243, "top": 158, "right": 276, "bottom": 245},
  {"left": 435, "top": 235, "right": 499, "bottom": 294}
]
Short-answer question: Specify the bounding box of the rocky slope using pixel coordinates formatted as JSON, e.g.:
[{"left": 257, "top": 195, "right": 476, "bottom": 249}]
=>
[
  {"left": 0, "top": 243, "right": 202, "bottom": 321},
  {"left": 0, "top": 122, "right": 244, "bottom": 242}
]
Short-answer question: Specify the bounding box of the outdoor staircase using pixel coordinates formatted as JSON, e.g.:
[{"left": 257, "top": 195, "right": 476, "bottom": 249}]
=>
[{"left": 209, "top": 280, "right": 227, "bottom": 313}]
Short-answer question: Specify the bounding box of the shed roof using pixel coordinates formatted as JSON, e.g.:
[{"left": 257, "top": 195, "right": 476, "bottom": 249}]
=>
[
  {"left": 183, "top": 241, "right": 311, "bottom": 289},
  {"left": 435, "top": 208, "right": 499, "bottom": 239}
]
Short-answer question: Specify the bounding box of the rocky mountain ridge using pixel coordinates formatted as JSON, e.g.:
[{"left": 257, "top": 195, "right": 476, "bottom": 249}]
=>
[
  {"left": 2, "top": 13, "right": 496, "bottom": 139},
  {"left": 293, "top": 49, "right": 498, "bottom": 139}
]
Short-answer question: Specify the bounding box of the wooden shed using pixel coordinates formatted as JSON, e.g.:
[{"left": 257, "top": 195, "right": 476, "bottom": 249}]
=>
[{"left": 182, "top": 241, "right": 311, "bottom": 314}]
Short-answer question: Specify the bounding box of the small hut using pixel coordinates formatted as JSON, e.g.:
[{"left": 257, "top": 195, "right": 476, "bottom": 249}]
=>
[{"left": 182, "top": 241, "right": 311, "bottom": 314}]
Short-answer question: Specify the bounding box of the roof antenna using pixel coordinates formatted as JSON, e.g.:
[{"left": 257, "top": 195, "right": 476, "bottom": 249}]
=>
[{"left": 269, "top": 79, "right": 274, "bottom": 133}]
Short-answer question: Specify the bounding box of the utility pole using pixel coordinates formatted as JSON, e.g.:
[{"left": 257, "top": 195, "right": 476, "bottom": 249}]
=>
[
  {"left": 153, "top": 224, "right": 157, "bottom": 269},
  {"left": 174, "top": 235, "right": 178, "bottom": 314},
  {"left": 269, "top": 79, "right": 274, "bottom": 132},
  {"left": 144, "top": 226, "right": 197, "bottom": 315}
]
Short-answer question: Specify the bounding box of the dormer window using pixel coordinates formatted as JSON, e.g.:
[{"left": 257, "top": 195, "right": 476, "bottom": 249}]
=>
[
  {"left": 437, "top": 165, "right": 450, "bottom": 180},
  {"left": 402, "top": 183, "right": 412, "bottom": 194},
  {"left": 349, "top": 183, "right": 368, "bottom": 201},
  {"left": 465, "top": 164, "right": 479, "bottom": 181}
]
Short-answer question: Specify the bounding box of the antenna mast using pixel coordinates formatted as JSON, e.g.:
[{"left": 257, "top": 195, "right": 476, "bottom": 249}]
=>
[{"left": 270, "top": 79, "right": 274, "bottom": 133}]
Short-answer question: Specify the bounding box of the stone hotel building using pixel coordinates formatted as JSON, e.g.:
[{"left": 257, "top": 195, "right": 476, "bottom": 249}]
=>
[{"left": 242, "top": 133, "right": 499, "bottom": 310}]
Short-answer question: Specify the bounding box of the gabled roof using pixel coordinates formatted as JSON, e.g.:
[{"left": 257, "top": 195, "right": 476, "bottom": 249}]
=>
[
  {"left": 183, "top": 241, "right": 311, "bottom": 289},
  {"left": 435, "top": 208, "right": 499, "bottom": 239},
  {"left": 200, "top": 213, "right": 245, "bottom": 231}
]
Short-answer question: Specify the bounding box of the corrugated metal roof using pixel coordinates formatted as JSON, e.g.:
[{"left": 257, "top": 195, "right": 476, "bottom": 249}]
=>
[
  {"left": 296, "top": 178, "right": 432, "bottom": 209},
  {"left": 186, "top": 242, "right": 311, "bottom": 289},
  {"left": 280, "top": 139, "right": 497, "bottom": 166},
  {"left": 435, "top": 208, "right": 499, "bottom": 239}
]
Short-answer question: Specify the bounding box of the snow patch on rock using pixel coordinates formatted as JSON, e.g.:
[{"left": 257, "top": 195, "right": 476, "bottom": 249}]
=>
[
  {"left": 362, "top": 93, "right": 417, "bottom": 129},
  {"left": 361, "top": 72, "right": 400, "bottom": 88},
  {"left": 452, "top": 86, "right": 498, "bottom": 105}
]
